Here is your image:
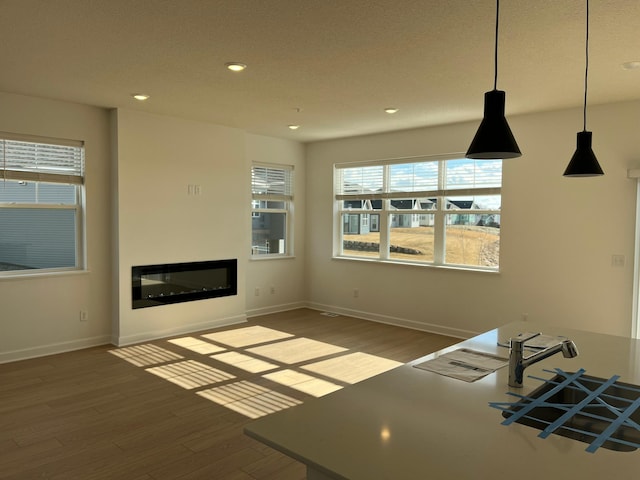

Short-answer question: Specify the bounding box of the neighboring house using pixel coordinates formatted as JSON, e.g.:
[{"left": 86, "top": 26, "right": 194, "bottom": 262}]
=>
[
  {"left": 343, "top": 213, "right": 371, "bottom": 235},
  {"left": 343, "top": 197, "right": 499, "bottom": 235},
  {"left": 446, "top": 199, "right": 501, "bottom": 228},
  {"left": 343, "top": 199, "right": 372, "bottom": 234},
  {"left": 447, "top": 199, "right": 480, "bottom": 227},
  {"left": 251, "top": 200, "right": 286, "bottom": 254},
  {"left": 344, "top": 199, "right": 424, "bottom": 234},
  {"left": 418, "top": 199, "right": 437, "bottom": 227},
  {"left": 388, "top": 199, "right": 421, "bottom": 228}
]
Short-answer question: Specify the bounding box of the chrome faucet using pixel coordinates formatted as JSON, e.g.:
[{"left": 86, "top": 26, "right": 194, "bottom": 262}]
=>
[{"left": 508, "top": 332, "right": 579, "bottom": 388}]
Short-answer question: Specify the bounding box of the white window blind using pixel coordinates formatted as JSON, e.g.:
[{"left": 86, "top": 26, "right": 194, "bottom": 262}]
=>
[
  {"left": 335, "top": 165, "right": 384, "bottom": 196},
  {"left": 336, "top": 157, "right": 501, "bottom": 199},
  {"left": 0, "top": 134, "right": 84, "bottom": 185},
  {"left": 445, "top": 159, "right": 502, "bottom": 191},
  {"left": 251, "top": 165, "right": 293, "bottom": 201},
  {"left": 389, "top": 162, "right": 438, "bottom": 194}
]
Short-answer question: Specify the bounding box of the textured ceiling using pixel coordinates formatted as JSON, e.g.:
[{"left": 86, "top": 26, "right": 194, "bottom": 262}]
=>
[{"left": 1, "top": 0, "right": 639, "bottom": 142}]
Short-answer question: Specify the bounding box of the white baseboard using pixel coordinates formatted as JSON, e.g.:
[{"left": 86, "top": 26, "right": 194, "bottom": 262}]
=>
[
  {"left": 0, "top": 335, "right": 112, "bottom": 364},
  {"left": 246, "top": 301, "right": 307, "bottom": 318},
  {"left": 305, "top": 302, "right": 477, "bottom": 340},
  {"left": 2, "top": 304, "right": 475, "bottom": 364},
  {"left": 114, "top": 314, "right": 248, "bottom": 346}
]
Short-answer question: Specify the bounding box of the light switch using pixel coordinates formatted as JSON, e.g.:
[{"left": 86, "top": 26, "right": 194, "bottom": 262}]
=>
[{"left": 611, "top": 254, "right": 625, "bottom": 267}]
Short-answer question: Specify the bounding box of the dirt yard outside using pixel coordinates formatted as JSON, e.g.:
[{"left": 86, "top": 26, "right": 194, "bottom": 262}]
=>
[{"left": 344, "top": 226, "right": 499, "bottom": 267}]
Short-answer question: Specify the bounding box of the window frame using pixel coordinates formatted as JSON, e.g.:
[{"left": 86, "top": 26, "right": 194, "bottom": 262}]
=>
[
  {"left": 251, "top": 163, "right": 294, "bottom": 259},
  {"left": 334, "top": 154, "right": 502, "bottom": 271},
  {"left": 0, "top": 132, "right": 85, "bottom": 276}
]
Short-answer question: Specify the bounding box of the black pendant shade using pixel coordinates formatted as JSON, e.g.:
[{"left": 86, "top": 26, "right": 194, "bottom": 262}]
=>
[
  {"left": 563, "top": 0, "right": 604, "bottom": 177},
  {"left": 466, "top": 90, "right": 521, "bottom": 159},
  {"left": 466, "top": 1, "right": 521, "bottom": 160},
  {"left": 563, "top": 131, "right": 604, "bottom": 177}
]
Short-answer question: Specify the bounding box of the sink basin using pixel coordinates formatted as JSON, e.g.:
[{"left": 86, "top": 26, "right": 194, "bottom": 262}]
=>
[{"left": 501, "top": 371, "right": 640, "bottom": 452}]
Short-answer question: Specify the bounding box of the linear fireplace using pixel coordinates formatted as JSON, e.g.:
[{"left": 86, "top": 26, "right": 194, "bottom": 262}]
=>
[{"left": 132, "top": 259, "right": 237, "bottom": 309}]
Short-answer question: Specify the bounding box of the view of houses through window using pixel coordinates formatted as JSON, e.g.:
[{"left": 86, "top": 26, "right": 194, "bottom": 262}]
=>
[
  {"left": 251, "top": 164, "right": 294, "bottom": 257},
  {"left": 0, "top": 135, "right": 85, "bottom": 274},
  {"left": 335, "top": 156, "right": 501, "bottom": 269}
]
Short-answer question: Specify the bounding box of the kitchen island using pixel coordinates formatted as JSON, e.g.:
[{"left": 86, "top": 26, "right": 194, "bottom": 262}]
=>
[{"left": 244, "top": 321, "right": 640, "bottom": 479}]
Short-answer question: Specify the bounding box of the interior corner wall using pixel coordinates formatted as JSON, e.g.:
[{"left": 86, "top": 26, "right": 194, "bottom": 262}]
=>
[
  {"left": 244, "top": 133, "right": 306, "bottom": 317},
  {"left": 305, "top": 100, "right": 640, "bottom": 339},
  {"left": 0, "top": 92, "right": 112, "bottom": 363},
  {"left": 112, "top": 109, "right": 249, "bottom": 345}
]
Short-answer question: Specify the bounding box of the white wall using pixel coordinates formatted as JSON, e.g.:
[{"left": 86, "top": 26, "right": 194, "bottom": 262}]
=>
[
  {"left": 245, "top": 134, "right": 306, "bottom": 316},
  {"left": 112, "top": 109, "right": 249, "bottom": 345},
  {"left": 305, "top": 100, "right": 640, "bottom": 338},
  {"left": 0, "top": 92, "right": 112, "bottom": 362},
  {"left": 111, "top": 111, "right": 307, "bottom": 345}
]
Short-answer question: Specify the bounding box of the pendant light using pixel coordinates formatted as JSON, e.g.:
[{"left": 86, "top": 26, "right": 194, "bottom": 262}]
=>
[
  {"left": 563, "top": 0, "right": 604, "bottom": 177},
  {"left": 466, "top": 0, "right": 521, "bottom": 160}
]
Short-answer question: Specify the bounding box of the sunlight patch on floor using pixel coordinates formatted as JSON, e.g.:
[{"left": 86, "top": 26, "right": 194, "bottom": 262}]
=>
[
  {"left": 146, "top": 360, "right": 235, "bottom": 389},
  {"left": 302, "top": 352, "right": 402, "bottom": 384},
  {"left": 201, "top": 326, "right": 293, "bottom": 348},
  {"left": 263, "top": 369, "right": 343, "bottom": 397},
  {"left": 109, "top": 344, "right": 183, "bottom": 367},
  {"left": 111, "top": 325, "right": 407, "bottom": 420},
  {"left": 247, "top": 337, "right": 347, "bottom": 364},
  {"left": 210, "top": 351, "right": 279, "bottom": 373},
  {"left": 197, "top": 380, "right": 302, "bottom": 419},
  {"left": 168, "top": 336, "right": 226, "bottom": 354}
]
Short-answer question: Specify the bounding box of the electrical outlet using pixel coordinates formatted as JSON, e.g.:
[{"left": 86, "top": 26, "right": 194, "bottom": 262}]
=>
[
  {"left": 353, "top": 288, "right": 359, "bottom": 298},
  {"left": 522, "top": 313, "right": 528, "bottom": 322},
  {"left": 254, "top": 287, "right": 260, "bottom": 296},
  {"left": 270, "top": 286, "right": 275, "bottom": 294},
  {"left": 80, "top": 311, "right": 88, "bottom": 322}
]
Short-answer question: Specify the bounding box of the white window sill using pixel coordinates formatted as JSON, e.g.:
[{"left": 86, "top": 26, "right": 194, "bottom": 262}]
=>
[
  {"left": 0, "top": 269, "right": 90, "bottom": 281},
  {"left": 332, "top": 255, "right": 499, "bottom": 274},
  {"left": 250, "top": 255, "right": 297, "bottom": 261}
]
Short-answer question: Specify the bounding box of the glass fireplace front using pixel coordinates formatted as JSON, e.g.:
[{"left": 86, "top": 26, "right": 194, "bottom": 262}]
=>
[{"left": 132, "top": 259, "right": 237, "bottom": 309}]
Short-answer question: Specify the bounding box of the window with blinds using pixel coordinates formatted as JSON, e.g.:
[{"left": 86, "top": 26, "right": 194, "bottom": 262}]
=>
[
  {"left": 251, "top": 165, "right": 293, "bottom": 200},
  {"left": 334, "top": 156, "right": 502, "bottom": 270},
  {"left": 0, "top": 134, "right": 85, "bottom": 274},
  {"left": 336, "top": 158, "right": 501, "bottom": 199},
  {"left": 251, "top": 164, "right": 293, "bottom": 257}
]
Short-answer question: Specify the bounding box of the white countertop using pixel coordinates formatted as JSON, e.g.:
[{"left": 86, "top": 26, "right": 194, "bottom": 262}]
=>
[{"left": 244, "top": 321, "right": 640, "bottom": 479}]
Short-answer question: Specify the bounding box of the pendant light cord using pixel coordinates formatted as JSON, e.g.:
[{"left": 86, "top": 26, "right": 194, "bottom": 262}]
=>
[
  {"left": 583, "top": 0, "right": 589, "bottom": 132},
  {"left": 494, "top": 0, "right": 499, "bottom": 90}
]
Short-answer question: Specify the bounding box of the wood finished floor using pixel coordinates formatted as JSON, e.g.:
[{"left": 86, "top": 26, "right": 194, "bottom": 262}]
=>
[{"left": 0, "top": 308, "right": 458, "bottom": 480}]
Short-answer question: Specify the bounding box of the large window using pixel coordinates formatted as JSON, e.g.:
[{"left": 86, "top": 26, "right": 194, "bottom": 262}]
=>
[
  {"left": 335, "top": 155, "right": 501, "bottom": 270},
  {"left": 0, "top": 133, "right": 85, "bottom": 275},
  {"left": 251, "top": 164, "right": 294, "bottom": 257}
]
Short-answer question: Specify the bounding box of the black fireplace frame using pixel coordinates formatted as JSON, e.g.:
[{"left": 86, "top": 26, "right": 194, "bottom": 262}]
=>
[{"left": 132, "top": 259, "right": 237, "bottom": 309}]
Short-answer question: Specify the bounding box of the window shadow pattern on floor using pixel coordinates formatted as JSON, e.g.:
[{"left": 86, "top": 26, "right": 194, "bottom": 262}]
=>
[{"left": 110, "top": 325, "right": 401, "bottom": 419}]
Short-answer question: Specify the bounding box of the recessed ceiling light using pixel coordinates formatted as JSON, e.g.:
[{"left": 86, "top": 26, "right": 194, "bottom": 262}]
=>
[
  {"left": 288, "top": 125, "right": 300, "bottom": 130},
  {"left": 621, "top": 61, "right": 640, "bottom": 70},
  {"left": 132, "top": 94, "right": 150, "bottom": 101},
  {"left": 225, "top": 62, "right": 247, "bottom": 72},
  {"left": 384, "top": 107, "right": 399, "bottom": 114}
]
